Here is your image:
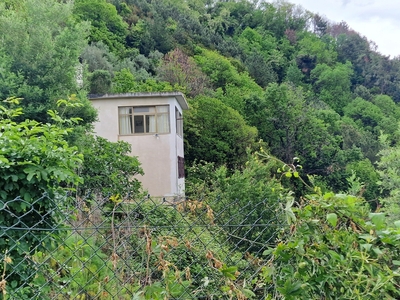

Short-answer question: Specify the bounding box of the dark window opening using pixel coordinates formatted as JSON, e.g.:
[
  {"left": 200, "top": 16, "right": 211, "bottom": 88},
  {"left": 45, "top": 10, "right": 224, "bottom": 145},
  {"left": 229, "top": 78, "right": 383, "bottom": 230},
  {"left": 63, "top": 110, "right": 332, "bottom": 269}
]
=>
[{"left": 178, "top": 156, "right": 185, "bottom": 178}]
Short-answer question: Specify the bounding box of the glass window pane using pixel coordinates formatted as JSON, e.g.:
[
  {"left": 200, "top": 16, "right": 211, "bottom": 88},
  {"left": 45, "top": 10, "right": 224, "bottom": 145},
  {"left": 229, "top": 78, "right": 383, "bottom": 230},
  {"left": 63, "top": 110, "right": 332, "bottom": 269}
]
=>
[
  {"left": 119, "top": 107, "right": 132, "bottom": 114},
  {"left": 157, "top": 106, "right": 169, "bottom": 113},
  {"left": 134, "top": 107, "right": 152, "bottom": 113},
  {"left": 134, "top": 115, "right": 144, "bottom": 133},
  {"left": 157, "top": 114, "right": 169, "bottom": 133},
  {"left": 146, "top": 115, "right": 156, "bottom": 133},
  {"left": 119, "top": 115, "right": 132, "bottom": 134},
  {"left": 175, "top": 107, "right": 183, "bottom": 136}
]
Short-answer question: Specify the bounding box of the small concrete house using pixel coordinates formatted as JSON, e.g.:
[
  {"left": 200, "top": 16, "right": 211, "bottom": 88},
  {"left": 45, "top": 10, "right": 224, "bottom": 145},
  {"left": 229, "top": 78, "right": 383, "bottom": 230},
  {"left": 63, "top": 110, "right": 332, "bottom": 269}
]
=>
[{"left": 89, "top": 92, "right": 188, "bottom": 199}]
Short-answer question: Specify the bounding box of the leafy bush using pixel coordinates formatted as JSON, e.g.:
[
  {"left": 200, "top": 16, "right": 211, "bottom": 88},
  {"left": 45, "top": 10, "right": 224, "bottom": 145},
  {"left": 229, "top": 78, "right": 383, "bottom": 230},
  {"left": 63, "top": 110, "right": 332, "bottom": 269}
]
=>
[
  {"left": 126, "top": 202, "right": 253, "bottom": 299},
  {"left": 76, "top": 135, "right": 143, "bottom": 198},
  {"left": 33, "top": 233, "right": 136, "bottom": 300},
  {"left": 31, "top": 199, "right": 258, "bottom": 299},
  {"left": 263, "top": 191, "right": 400, "bottom": 299},
  {"left": 0, "top": 98, "right": 82, "bottom": 297},
  {"left": 186, "top": 153, "right": 288, "bottom": 252}
]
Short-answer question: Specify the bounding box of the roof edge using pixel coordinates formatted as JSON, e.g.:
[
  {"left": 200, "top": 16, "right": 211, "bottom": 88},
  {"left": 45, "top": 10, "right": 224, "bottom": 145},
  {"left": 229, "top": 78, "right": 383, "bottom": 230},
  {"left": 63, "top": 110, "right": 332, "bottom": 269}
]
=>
[{"left": 88, "top": 92, "right": 189, "bottom": 110}]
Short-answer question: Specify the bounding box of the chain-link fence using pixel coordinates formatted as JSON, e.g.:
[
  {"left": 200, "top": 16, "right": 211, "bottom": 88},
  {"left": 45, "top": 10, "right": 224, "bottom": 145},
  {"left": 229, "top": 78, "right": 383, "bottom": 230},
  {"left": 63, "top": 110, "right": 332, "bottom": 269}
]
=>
[{"left": 0, "top": 193, "right": 287, "bottom": 299}]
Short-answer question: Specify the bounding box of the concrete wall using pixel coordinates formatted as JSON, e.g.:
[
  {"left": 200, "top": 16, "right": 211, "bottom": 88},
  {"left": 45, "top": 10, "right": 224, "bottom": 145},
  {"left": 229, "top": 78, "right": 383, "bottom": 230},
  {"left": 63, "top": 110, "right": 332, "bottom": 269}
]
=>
[{"left": 90, "top": 95, "right": 186, "bottom": 198}]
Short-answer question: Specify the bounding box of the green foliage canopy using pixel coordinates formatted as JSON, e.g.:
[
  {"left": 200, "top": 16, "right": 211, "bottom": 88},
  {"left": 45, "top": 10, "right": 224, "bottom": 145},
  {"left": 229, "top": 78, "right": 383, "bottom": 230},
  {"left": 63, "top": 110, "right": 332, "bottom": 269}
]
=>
[
  {"left": 77, "top": 135, "right": 143, "bottom": 198},
  {"left": 0, "top": 0, "right": 93, "bottom": 123},
  {"left": 184, "top": 96, "right": 258, "bottom": 169},
  {"left": 0, "top": 98, "right": 83, "bottom": 293},
  {"left": 73, "top": 0, "right": 128, "bottom": 55}
]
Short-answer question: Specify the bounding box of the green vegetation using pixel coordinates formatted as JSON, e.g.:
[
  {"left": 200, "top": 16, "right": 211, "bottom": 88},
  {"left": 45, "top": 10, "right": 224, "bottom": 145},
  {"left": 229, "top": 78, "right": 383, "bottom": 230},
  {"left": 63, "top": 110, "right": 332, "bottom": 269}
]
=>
[
  {"left": 263, "top": 192, "right": 400, "bottom": 299},
  {"left": 2, "top": 0, "right": 400, "bottom": 298},
  {"left": 0, "top": 98, "right": 83, "bottom": 298}
]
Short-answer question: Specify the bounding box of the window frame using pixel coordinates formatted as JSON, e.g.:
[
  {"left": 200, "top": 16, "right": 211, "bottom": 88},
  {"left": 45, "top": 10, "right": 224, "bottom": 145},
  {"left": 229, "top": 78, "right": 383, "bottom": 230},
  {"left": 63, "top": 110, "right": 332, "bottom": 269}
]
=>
[
  {"left": 175, "top": 106, "right": 183, "bottom": 137},
  {"left": 118, "top": 105, "right": 170, "bottom": 135}
]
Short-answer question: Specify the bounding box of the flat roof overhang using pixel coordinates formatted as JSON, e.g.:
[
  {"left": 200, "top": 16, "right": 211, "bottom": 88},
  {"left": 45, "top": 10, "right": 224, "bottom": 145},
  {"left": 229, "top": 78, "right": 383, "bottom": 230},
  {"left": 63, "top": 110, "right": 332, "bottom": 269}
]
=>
[{"left": 88, "top": 92, "right": 189, "bottom": 110}]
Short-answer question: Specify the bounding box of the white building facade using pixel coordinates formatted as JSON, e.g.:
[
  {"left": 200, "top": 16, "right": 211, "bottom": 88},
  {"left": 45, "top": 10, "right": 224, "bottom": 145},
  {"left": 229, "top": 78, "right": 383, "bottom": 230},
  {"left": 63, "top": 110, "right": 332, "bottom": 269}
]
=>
[{"left": 89, "top": 92, "right": 188, "bottom": 199}]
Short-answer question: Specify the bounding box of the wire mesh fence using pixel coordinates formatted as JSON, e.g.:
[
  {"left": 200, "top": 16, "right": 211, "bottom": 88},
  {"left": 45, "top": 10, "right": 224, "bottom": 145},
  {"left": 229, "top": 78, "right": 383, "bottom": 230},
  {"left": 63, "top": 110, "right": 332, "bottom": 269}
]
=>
[{"left": 0, "top": 193, "right": 287, "bottom": 299}]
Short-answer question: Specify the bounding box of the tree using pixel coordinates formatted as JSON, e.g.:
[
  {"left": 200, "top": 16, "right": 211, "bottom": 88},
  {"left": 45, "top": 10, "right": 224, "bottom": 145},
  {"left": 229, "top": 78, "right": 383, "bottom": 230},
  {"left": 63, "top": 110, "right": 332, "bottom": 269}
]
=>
[
  {"left": 345, "top": 159, "right": 379, "bottom": 204},
  {"left": 237, "top": 27, "right": 286, "bottom": 83},
  {"left": 248, "top": 83, "right": 340, "bottom": 174},
  {"left": 335, "top": 31, "right": 370, "bottom": 85},
  {"left": 312, "top": 14, "right": 328, "bottom": 37},
  {"left": 343, "top": 97, "right": 384, "bottom": 132},
  {"left": 77, "top": 136, "right": 143, "bottom": 198},
  {"left": 260, "top": 1, "right": 312, "bottom": 39},
  {"left": 73, "top": 0, "right": 128, "bottom": 55},
  {"left": 311, "top": 62, "right": 353, "bottom": 114},
  {"left": 194, "top": 48, "right": 242, "bottom": 89},
  {"left": 339, "top": 116, "right": 380, "bottom": 163},
  {"left": 111, "top": 67, "right": 185, "bottom": 93},
  {"left": 376, "top": 132, "right": 400, "bottom": 220},
  {"left": 343, "top": 96, "right": 400, "bottom": 153},
  {"left": 285, "top": 60, "right": 305, "bottom": 86},
  {"left": 244, "top": 51, "right": 277, "bottom": 87},
  {"left": 215, "top": 73, "right": 263, "bottom": 115},
  {"left": 371, "top": 94, "right": 400, "bottom": 122},
  {"left": 111, "top": 68, "right": 137, "bottom": 93},
  {"left": 80, "top": 42, "right": 117, "bottom": 73},
  {"left": 0, "top": 50, "right": 23, "bottom": 100},
  {"left": 157, "top": 48, "right": 212, "bottom": 97},
  {"left": 187, "top": 154, "right": 288, "bottom": 252},
  {"left": 237, "top": 27, "right": 277, "bottom": 55},
  {"left": 0, "top": 0, "right": 93, "bottom": 123},
  {"left": 89, "top": 70, "right": 113, "bottom": 94},
  {"left": 184, "top": 96, "right": 258, "bottom": 169},
  {"left": 297, "top": 32, "right": 337, "bottom": 65}
]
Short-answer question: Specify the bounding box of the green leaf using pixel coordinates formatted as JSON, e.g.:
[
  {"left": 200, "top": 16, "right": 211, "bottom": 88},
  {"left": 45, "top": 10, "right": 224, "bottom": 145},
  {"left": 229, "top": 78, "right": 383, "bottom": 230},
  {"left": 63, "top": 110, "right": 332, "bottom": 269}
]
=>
[
  {"left": 221, "top": 265, "right": 238, "bottom": 280},
  {"left": 221, "top": 285, "right": 230, "bottom": 292},
  {"left": 23, "top": 192, "right": 31, "bottom": 201},
  {"left": 285, "top": 172, "right": 292, "bottom": 178},
  {"left": 369, "top": 213, "right": 386, "bottom": 230},
  {"left": 326, "top": 213, "right": 338, "bottom": 227},
  {"left": 242, "top": 289, "right": 256, "bottom": 298},
  {"left": 278, "top": 279, "right": 303, "bottom": 296},
  {"left": 359, "top": 234, "right": 376, "bottom": 243},
  {"left": 361, "top": 243, "right": 372, "bottom": 251},
  {"left": 372, "top": 247, "right": 383, "bottom": 255},
  {"left": 394, "top": 221, "right": 400, "bottom": 228},
  {"left": 168, "top": 282, "right": 186, "bottom": 297},
  {"left": 328, "top": 250, "right": 341, "bottom": 261},
  {"left": 26, "top": 172, "right": 34, "bottom": 182},
  {"left": 263, "top": 248, "right": 274, "bottom": 256},
  {"left": 40, "top": 170, "right": 48, "bottom": 181}
]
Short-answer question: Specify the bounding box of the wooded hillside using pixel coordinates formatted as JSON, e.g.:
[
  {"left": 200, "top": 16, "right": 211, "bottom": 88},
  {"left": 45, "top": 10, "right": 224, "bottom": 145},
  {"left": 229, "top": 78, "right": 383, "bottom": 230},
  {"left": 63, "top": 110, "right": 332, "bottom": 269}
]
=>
[
  {"left": 2, "top": 1, "right": 400, "bottom": 298},
  {"left": 2, "top": 0, "right": 400, "bottom": 214}
]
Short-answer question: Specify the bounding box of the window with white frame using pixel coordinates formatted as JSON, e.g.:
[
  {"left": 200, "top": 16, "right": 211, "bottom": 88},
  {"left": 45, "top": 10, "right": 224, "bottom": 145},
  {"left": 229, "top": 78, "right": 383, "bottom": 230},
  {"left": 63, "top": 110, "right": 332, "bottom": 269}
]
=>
[
  {"left": 175, "top": 107, "right": 183, "bottom": 137},
  {"left": 119, "top": 105, "right": 170, "bottom": 135}
]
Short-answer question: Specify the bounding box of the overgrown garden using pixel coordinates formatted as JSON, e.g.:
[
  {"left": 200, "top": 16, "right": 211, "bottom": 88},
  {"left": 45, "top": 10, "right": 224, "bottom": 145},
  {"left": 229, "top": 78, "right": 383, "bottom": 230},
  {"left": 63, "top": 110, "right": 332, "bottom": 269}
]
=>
[{"left": 1, "top": 0, "right": 400, "bottom": 298}]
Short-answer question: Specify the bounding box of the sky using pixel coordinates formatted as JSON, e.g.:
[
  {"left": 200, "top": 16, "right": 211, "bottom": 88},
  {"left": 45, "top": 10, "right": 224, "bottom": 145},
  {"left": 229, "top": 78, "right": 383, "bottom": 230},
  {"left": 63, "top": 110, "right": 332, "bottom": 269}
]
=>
[{"left": 283, "top": 0, "right": 400, "bottom": 58}]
